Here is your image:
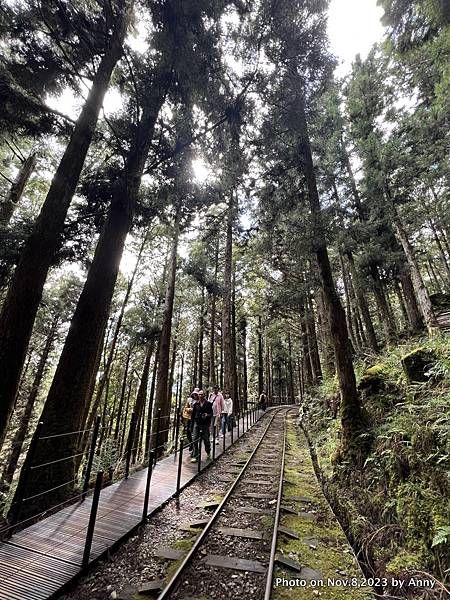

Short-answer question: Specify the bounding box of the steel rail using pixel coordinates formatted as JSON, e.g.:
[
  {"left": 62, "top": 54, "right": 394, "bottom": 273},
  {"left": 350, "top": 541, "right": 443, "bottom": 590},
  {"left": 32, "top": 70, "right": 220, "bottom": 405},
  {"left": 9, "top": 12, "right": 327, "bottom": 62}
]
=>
[
  {"left": 156, "top": 406, "right": 287, "bottom": 600},
  {"left": 264, "top": 412, "right": 288, "bottom": 600}
]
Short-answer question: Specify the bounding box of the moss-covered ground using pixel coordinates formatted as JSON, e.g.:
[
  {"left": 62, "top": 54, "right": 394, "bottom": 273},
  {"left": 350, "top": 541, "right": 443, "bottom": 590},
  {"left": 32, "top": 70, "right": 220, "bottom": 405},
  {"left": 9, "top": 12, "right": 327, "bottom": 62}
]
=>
[
  {"left": 303, "top": 335, "right": 450, "bottom": 598},
  {"left": 273, "top": 417, "right": 374, "bottom": 600}
]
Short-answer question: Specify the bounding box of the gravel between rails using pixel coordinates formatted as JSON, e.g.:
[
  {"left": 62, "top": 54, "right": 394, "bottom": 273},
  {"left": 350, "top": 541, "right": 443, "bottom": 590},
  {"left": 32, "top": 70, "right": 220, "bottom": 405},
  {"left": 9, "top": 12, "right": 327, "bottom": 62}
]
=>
[
  {"left": 164, "top": 409, "right": 289, "bottom": 600},
  {"left": 60, "top": 412, "right": 275, "bottom": 600}
]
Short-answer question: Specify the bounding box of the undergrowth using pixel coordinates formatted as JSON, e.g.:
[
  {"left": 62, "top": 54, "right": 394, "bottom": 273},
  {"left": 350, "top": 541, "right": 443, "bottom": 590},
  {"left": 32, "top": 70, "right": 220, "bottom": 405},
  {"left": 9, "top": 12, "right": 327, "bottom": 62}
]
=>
[{"left": 302, "top": 334, "right": 450, "bottom": 598}]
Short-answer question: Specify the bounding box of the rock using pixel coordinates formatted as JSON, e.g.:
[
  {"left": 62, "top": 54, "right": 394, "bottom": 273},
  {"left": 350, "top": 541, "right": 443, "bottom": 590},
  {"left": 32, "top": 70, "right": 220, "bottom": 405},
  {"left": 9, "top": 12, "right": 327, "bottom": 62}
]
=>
[
  {"left": 358, "top": 364, "right": 386, "bottom": 395},
  {"left": 401, "top": 347, "right": 437, "bottom": 383}
]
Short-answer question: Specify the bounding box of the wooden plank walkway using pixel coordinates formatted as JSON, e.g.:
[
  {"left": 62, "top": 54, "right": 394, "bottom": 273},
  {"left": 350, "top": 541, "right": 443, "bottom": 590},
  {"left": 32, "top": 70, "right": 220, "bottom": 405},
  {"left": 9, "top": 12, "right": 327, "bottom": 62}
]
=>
[{"left": 0, "top": 411, "right": 264, "bottom": 600}]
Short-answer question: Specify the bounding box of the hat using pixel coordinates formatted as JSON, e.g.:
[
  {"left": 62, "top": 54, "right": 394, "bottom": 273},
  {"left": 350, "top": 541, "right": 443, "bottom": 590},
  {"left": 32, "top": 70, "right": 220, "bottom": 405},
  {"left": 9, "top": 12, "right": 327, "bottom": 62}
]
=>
[{"left": 192, "top": 387, "right": 200, "bottom": 394}]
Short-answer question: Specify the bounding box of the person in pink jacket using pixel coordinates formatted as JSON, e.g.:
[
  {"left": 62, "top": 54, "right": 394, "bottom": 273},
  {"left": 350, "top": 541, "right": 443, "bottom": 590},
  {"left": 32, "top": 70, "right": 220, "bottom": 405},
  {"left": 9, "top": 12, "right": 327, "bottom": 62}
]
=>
[{"left": 208, "top": 385, "right": 224, "bottom": 444}]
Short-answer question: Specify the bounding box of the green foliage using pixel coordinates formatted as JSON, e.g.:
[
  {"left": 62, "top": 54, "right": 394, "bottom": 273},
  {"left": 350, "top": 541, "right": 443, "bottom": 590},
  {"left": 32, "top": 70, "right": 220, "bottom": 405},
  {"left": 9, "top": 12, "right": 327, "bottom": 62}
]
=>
[
  {"left": 307, "top": 335, "right": 450, "bottom": 582},
  {"left": 431, "top": 526, "right": 450, "bottom": 547}
]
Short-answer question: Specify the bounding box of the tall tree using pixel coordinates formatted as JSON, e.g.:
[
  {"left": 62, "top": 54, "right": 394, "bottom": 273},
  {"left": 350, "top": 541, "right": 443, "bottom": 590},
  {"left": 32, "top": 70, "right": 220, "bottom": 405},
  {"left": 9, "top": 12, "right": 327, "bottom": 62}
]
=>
[{"left": 0, "top": 1, "right": 133, "bottom": 447}]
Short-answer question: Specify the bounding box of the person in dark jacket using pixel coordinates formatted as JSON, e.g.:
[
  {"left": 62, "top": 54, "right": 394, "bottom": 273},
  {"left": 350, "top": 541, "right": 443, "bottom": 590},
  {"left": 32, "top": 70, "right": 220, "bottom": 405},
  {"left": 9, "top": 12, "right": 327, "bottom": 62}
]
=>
[{"left": 191, "top": 390, "right": 212, "bottom": 462}]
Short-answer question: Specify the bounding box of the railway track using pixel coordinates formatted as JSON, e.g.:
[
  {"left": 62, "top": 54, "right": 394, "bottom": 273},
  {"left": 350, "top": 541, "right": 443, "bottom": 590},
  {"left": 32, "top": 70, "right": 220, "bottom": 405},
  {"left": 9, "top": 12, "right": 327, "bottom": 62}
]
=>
[{"left": 156, "top": 407, "right": 295, "bottom": 600}]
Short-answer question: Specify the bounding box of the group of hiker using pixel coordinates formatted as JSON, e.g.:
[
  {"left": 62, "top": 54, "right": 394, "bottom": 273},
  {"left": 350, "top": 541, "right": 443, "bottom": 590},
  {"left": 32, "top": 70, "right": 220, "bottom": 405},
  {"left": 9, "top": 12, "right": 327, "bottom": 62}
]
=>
[{"left": 182, "top": 385, "right": 234, "bottom": 462}]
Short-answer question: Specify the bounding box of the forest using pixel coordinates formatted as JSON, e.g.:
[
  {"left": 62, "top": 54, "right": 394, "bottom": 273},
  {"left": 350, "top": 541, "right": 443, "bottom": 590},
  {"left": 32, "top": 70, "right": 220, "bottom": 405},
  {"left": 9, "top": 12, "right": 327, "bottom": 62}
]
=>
[{"left": 0, "top": 0, "right": 449, "bottom": 597}]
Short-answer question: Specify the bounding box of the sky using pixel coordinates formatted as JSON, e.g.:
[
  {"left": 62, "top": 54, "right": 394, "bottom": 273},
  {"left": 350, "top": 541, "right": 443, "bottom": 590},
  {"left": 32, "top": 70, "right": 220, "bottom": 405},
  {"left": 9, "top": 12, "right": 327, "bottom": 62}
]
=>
[{"left": 327, "top": 0, "right": 386, "bottom": 77}]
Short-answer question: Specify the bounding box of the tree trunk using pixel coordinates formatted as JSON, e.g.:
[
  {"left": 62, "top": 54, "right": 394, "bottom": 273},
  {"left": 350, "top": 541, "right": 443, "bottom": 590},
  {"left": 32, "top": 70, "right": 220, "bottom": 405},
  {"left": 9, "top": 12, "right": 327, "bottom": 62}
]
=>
[
  {"left": 114, "top": 345, "right": 133, "bottom": 441},
  {"left": 399, "top": 271, "right": 424, "bottom": 331},
  {"left": 0, "top": 152, "right": 37, "bottom": 226},
  {"left": 198, "top": 287, "right": 205, "bottom": 390},
  {"left": 132, "top": 338, "right": 155, "bottom": 457},
  {"left": 392, "top": 207, "right": 439, "bottom": 335},
  {"left": 393, "top": 279, "right": 409, "bottom": 330},
  {"left": 257, "top": 315, "right": 264, "bottom": 397},
  {"left": 153, "top": 217, "right": 180, "bottom": 456},
  {"left": 297, "top": 88, "right": 365, "bottom": 457},
  {"left": 231, "top": 272, "right": 239, "bottom": 410},
  {"left": 370, "top": 264, "right": 397, "bottom": 342},
  {"left": 0, "top": 5, "right": 132, "bottom": 449},
  {"left": 339, "top": 252, "right": 358, "bottom": 353},
  {"left": 17, "top": 79, "right": 168, "bottom": 516},
  {"left": 315, "top": 286, "right": 335, "bottom": 376},
  {"left": 222, "top": 193, "right": 235, "bottom": 397},
  {"left": 287, "top": 335, "right": 295, "bottom": 402},
  {"left": 341, "top": 137, "right": 367, "bottom": 220},
  {"left": 300, "top": 311, "right": 313, "bottom": 386},
  {"left": 88, "top": 232, "right": 148, "bottom": 425},
  {"left": 208, "top": 236, "right": 219, "bottom": 387},
  {"left": 145, "top": 336, "right": 160, "bottom": 457},
  {"left": 428, "top": 217, "right": 450, "bottom": 288},
  {"left": 305, "top": 292, "right": 322, "bottom": 382},
  {"left": 0, "top": 316, "right": 58, "bottom": 492},
  {"left": 346, "top": 252, "right": 379, "bottom": 352},
  {"left": 241, "top": 320, "right": 248, "bottom": 412}
]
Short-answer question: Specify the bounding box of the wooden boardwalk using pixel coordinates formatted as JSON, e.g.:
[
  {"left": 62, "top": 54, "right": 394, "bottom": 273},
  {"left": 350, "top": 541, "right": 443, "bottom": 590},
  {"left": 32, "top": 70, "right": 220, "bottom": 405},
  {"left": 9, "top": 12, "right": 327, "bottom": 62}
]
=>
[{"left": 0, "top": 412, "right": 263, "bottom": 600}]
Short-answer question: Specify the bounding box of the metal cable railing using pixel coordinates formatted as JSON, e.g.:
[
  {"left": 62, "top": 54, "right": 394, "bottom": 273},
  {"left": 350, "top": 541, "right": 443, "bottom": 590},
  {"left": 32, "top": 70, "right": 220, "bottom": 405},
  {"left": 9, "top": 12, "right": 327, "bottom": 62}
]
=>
[{"left": 1, "top": 400, "right": 273, "bottom": 594}]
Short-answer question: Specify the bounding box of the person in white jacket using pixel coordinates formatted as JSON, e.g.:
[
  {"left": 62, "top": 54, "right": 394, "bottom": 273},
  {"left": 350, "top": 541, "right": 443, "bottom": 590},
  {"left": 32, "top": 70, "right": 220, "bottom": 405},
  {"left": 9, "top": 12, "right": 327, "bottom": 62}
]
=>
[{"left": 221, "top": 394, "right": 233, "bottom": 436}]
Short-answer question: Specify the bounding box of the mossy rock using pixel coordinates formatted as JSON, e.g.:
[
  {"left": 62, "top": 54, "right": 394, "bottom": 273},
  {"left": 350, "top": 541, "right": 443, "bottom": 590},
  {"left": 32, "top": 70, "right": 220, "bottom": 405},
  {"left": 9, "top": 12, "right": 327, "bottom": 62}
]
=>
[
  {"left": 358, "top": 365, "right": 386, "bottom": 395},
  {"left": 401, "top": 348, "right": 437, "bottom": 383}
]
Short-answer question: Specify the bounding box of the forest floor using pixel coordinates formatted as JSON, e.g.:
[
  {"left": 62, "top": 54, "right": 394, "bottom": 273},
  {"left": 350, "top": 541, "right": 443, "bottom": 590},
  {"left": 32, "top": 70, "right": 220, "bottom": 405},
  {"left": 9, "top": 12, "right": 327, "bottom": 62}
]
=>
[
  {"left": 302, "top": 334, "right": 450, "bottom": 599},
  {"left": 60, "top": 410, "right": 369, "bottom": 600}
]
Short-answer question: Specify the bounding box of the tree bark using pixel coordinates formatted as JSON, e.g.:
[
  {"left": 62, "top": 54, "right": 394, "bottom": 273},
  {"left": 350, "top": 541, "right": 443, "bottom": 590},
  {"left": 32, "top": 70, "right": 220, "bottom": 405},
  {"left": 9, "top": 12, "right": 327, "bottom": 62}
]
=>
[
  {"left": 240, "top": 319, "right": 248, "bottom": 411},
  {"left": 346, "top": 252, "right": 379, "bottom": 352},
  {"left": 198, "top": 287, "right": 205, "bottom": 390},
  {"left": 17, "top": 74, "right": 168, "bottom": 515},
  {"left": 339, "top": 252, "right": 358, "bottom": 353},
  {"left": 392, "top": 207, "right": 439, "bottom": 335},
  {"left": 315, "top": 287, "right": 335, "bottom": 375},
  {"left": 231, "top": 272, "right": 239, "bottom": 409},
  {"left": 222, "top": 193, "right": 235, "bottom": 397},
  {"left": 132, "top": 338, "right": 155, "bottom": 457},
  {"left": 144, "top": 336, "right": 160, "bottom": 457},
  {"left": 0, "top": 152, "right": 37, "bottom": 226},
  {"left": 0, "top": 5, "right": 132, "bottom": 449},
  {"left": 305, "top": 292, "right": 322, "bottom": 382},
  {"left": 427, "top": 217, "right": 450, "bottom": 288},
  {"left": 208, "top": 236, "right": 219, "bottom": 387},
  {"left": 114, "top": 345, "right": 133, "bottom": 441},
  {"left": 0, "top": 316, "right": 58, "bottom": 492},
  {"left": 153, "top": 217, "right": 180, "bottom": 455},
  {"left": 370, "top": 264, "right": 397, "bottom": 342},
  {"left": 257, "top": 315, "right": 264, "bottom": 397},
  {"left": 297, "top": 88, "right": 366, "bottom": 456},
  {"left": 398, "top": 271, "right": 423, "bottom": 331}
]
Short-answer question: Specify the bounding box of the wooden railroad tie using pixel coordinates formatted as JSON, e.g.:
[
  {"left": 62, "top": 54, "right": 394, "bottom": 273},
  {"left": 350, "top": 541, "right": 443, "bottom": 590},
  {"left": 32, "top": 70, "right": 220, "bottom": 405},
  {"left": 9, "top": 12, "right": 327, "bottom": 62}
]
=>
[{"left": 203, "top": 554, "right": 266, "bottom": 574}]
